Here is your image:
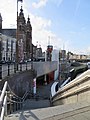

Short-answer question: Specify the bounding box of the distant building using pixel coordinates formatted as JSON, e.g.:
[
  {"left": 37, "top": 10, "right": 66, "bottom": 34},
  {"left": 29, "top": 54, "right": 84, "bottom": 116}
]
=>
[
  {"left": 52, "top": 49, "right": 59, "bottom": 80},
  {"left": 67, "top": 51, "right": 89, "bottom": 61},
  {"left": 17, "top": 6, "right": 32, "bottom": 61},
  {"left": 59, "top": 50, "right": 66, "bottom": 61},
  {"left": 0, "top": 7, "right": 44, "bottom": 62},
  {"left": 0, "top": 7, "right": 32, "bottom": 62},
  {"left": 36, "top": 47, "right": 42, "bottom": 58},
  {"left": 46, "top": 45, "right": 53, "bottom": 61},
  {"left": 0, "top": 33, "right": 16, "bottom": 61},
  {"left": 32, "top": 45, "right": 37, "bottom": 60}
]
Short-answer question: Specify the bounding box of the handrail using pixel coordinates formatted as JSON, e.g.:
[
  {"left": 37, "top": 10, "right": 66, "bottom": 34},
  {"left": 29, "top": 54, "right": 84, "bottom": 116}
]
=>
[
  {"left": 0, "top": 81, "right": 31, "bottom": 120},
  {"left": 1, "top": 96, "right": 7, "bottom": 120},
  {"left": 0, "top": 82, "right": 7, "bottom": 120},
  {"left": 0, "top": 81, "right": 7, "bottom": 107}
]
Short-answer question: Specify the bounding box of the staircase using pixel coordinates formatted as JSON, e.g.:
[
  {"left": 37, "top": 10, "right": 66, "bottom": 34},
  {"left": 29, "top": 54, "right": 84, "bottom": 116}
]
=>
[{"left": 2, "top": 81, "right": 53, "bottom": 120}]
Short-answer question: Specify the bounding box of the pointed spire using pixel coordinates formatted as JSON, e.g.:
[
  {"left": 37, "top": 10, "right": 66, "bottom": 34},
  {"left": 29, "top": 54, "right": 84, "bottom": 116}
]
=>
[
  {"left": 19, "top": 6, "right": 24, "bottom": 16},
  {"left": 20, "top": 6, "right": 23, "bottom": 13},
  {"left": 27, "top": 15, "right": 30, "bottom": 24},
  {"left": 28, "top": 15, "right": 30, "bottom": 21},
  {"left": 27, "top": 15, "right": 32, "bottom": 30}
]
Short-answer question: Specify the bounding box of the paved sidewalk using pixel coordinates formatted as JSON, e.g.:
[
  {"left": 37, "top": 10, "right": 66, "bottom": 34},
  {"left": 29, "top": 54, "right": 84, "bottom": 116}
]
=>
[
  {"left": 5, "top": 101, "right": 90, "bottom": 120},
  {"left": 4, "top": 80, "right": 90, "bottom": 120},
  {"left": 22, "top": 81, "right": 54, "bottom": 110}
]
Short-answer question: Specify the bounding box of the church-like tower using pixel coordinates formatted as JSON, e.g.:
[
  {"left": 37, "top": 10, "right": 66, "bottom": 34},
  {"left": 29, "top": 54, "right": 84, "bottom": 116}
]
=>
[
  {"left": 17, "top": 6, "right": 26, "bottom": 61},
  {"left": 16, "top": 6, "right": 33, "bottom": 61},
  {"left": 0, "top": 13, "right": 2, "bottom": 33},
  {"left": 26, "top": 16, "right": 32, "bottom": 59}
]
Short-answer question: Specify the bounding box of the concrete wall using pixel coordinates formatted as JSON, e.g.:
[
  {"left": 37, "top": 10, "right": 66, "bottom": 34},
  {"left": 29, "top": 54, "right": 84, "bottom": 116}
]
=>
[
  {"left": 52, "top": 70, "right": 90, "bottom": 106},
  {"left": 0, "top": 61, "right": 57, "bottom": 96},
  {"left": 33, "top": 61, "right": 57, "bottom": 77},
  {"left": 0, "top": 70, "right": 36, "bottom": 96},
  {"left": 1, "top": 61, "right": 57, "bottom": 79},
  {"left": 52, "top": 50, "right": 59, "bottom": 80}
]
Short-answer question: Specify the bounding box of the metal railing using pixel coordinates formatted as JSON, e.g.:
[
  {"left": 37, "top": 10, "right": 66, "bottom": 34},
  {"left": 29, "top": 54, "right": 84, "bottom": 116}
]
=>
[
  {"left": 0, "top": 62, "right": 31, "bottom": 79},
  {"left": 0, "top": 81, "right": 8, "bottom": 120},
  {"left": 0, "top": 81, "right": 31, "bottom": 120}
]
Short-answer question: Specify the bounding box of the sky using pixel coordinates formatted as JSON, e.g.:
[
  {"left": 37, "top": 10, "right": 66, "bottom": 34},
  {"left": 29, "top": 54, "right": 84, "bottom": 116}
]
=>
[{"left": 0, "top": 0, "right": 90, "bottom": 54}]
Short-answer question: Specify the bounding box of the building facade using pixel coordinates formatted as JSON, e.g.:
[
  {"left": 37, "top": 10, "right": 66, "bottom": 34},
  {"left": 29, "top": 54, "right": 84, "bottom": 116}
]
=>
[
  {"left": 46, "top": 45, "right": 53, "bottom": 61},
  {"left": 59, "top": 50, "right": 66, "bottom": 61},
  {"left": 0, "top": 7, "right": 44, "bottom": 62},
  {"left": 0, "top": 33, "right": 16, "bottom": 61},
  {"left": 0, "top": 6, "right": 33, "bottom": 62},
  {"left": 17, "top": 6, "right": 32, "bottom": 62}
]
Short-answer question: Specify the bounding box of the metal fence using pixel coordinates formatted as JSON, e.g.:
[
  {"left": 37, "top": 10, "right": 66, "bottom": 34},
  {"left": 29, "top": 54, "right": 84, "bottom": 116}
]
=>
[{"left": 0, "top": 62, "right": 31, "bottom": 79}]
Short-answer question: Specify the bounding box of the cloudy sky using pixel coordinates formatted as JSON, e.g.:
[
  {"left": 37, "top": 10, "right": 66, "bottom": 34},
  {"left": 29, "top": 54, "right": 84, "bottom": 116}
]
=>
[{"left": 0, "top": 0, "right": 90, "bottom": 54}]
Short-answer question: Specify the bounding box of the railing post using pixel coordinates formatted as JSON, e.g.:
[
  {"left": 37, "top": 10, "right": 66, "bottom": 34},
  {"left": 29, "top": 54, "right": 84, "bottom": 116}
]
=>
[
  {"left": 9, "top": 94, "right": 12, "bottom": 114},
  {"left": 20, "top": 99, "right": 22, "bottom": 110},
  {"left": 16, "top": 63, "right": 18, "bottom": 71},
  {"left": 17, "top": 98, "right": 19, "bottom": 110},
  {"left": 12, "top": 96, "right": 16, "bottom": 112},
  {"left": 20, "top": 63, "right": 22, "bottom": 71},
  {"left": 15, "top": 98, "right": 18, "bottom": 111},
  {"left": 26, "top": 62, "right": 27, "bottom": 70},
  {"left": 14, "top": 63, "right": 16, "bottom": 73},
  {"left": 8, "top": 63, "right": 10, "bottom": 76},
  {"left": 0, "top": 63, "right": 2, "bottom": 79}
]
